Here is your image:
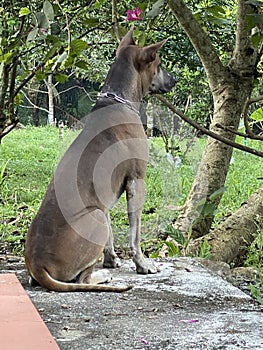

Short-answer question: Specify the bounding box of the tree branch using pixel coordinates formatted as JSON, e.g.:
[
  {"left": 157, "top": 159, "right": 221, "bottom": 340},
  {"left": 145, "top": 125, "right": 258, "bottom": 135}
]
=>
[
  {"left": 112, "top": 0, "right": 120, "bottom": 42},
  {"left": 230, "top": 0, "right": 258, "bottom": 72},
  {"left": 167, "top": 0, "right": 225, "bottom": 90},
  {"left": 154, "top": 94, "right": 263, "bottom": 158},
  {"left": 20, "top": 90, "right": 49, "bottom": 114},
  {"left": 0, "top": 64, "right": 11, "bottom": 110}
]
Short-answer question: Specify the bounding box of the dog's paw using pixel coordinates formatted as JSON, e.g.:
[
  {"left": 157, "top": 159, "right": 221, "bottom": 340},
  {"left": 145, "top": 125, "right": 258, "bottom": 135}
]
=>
[
  {"left": 136, "top": 261, "right": 160, "bottom": 275},
  {"left": 103, "top": 253, "right": 121, "bottom": 269}
]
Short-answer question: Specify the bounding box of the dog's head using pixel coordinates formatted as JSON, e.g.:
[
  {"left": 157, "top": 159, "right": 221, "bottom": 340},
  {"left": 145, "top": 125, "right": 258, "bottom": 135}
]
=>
[{"left": 116, "top": 27, "right": 176, "bottom": 96}]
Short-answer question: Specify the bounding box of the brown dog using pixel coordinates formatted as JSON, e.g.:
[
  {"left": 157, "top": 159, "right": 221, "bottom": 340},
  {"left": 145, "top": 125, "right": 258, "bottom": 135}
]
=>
[{"left": 25, "top": 27, "right": 176, "bottom": 292}]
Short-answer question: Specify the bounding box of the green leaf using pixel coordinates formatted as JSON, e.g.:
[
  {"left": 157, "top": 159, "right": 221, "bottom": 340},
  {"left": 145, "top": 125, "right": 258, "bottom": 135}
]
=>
[
  {"left": 26, "top": 28, "right": 38, "bottom": 44},
  {"left": 14, "top": 93, "right": 22, "bottom": 105},
  {"left": 245, "top": 0, "right": 263, "bottom": 6},
  {"left": 209, "top": 187, "right": 227, "bottom": 201},
  {"left": 75, "top": 60, "right": 89, "bottom": 70},
  {"left": 198, "top": 239, "right": 211, "bottom": 259},
  {"left": 163, "top": 241, "right": 181, "bottom": 257},
  {"left": 165, "top": 224, "right": 185, "bottom": 245},
  {"left": 250, "top": 108, "right": 263, "bottom": 121},
  {"left": 146, "top": 0, "right": 164, "bottom": 18},
  {"left": 3, "top": 52, "right": 14, "bottom": 64},
  {"left": 36, "top": 12, "right": 49, "bottom": 29},
  {"left": 200, "top": 202, "right": 216, "bottom": 218},
  {"left": 250, "top": 283, "right": 263, "bottom": 304},
  {"left": 35, "top": 71, "right": 46, "bottom": 80},
  {"left": 55, "top": 73, "right": 68, "bottom": 83},
  {"left": 44, "top": 42, "right": 62, "bottom": 61},
  {"left": 84, "top": 17, "right": 100, "bottom": 27},
  {"left": 138, "top": 32, "right": 146, "bottom": 46},
  {"left": 45, "top": 35, "right": 61, "bottom": 45},
  {"left": 207, "top": 5, "right": 225, "bottom": 17},
  {"left": 251, "top": 33, "right": 263, "bottom": 46},
  {"left": 19, "top": 7, "right": 31, "bottom": 16},
  {"left": 70, "top": 39, "right": 89, "bottom": 56},
  {"left": 247, "top": 14, "right": 263, "bottom": 25},
  {"left": 43, "top": 0, "right": 54, "bottom": 21}
]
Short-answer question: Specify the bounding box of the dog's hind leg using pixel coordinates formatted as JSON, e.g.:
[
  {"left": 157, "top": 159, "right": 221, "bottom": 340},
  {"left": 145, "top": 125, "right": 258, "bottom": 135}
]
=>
[
  {"left": 103, "top": 213, "right": 121, "bottom": 268},
  {"left": 126, "top": 179, "right": 159, "bottom": 274}
]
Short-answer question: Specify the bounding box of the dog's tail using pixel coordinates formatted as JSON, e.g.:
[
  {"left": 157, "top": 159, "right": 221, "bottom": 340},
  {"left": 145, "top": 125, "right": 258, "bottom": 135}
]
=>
[{"left": 29, "top": 269, "right": 133, "bottom": 293}]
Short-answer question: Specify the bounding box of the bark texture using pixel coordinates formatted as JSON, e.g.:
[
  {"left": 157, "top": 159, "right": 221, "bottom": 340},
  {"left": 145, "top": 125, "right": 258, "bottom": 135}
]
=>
[
  {"left": 189, "top": 185, "right": 263, "bottom": 264},
  {"left": 168, "top": 0, "right": 259, "bottom": 238}
]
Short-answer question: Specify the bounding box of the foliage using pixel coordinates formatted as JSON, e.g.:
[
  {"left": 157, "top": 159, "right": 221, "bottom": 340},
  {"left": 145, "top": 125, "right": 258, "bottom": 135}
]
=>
[
  {"left": 2, "top": 0, "right": 240, "bottom": 133},
  {"left": 249, "top": 283, "right": 263, "bottom": 304},
  {"left": 244, "top": 228, "right": 263, "bottom": 304},
  {"left": 250, "top": 108, "right": 263, "bottom": 121},
  {"left": 0, "top": 126, "right": 76, "bottom": 253}
]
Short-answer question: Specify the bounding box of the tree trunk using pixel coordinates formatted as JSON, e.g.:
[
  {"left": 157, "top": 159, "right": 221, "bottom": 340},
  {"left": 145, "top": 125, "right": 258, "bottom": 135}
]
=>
[
  {"left": 47, "top": 74, "right": 55, "bottom": 125},
  {"left": 168, "top": 0, "right": 259, "bottom": 238},
  {"left": 189, "top": 184, "right": 263, "bottom": 265}
]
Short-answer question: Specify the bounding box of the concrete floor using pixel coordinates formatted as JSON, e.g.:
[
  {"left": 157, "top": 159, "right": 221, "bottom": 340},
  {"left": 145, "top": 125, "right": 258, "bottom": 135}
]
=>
[{"left": 1, "top": 257, "right": 263, "bottom": 350}]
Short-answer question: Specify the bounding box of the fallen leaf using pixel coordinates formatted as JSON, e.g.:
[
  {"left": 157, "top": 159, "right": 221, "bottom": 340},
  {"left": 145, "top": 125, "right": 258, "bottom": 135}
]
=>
[{"left": 140, "top": 338, "right": 150, "bottom": 345}]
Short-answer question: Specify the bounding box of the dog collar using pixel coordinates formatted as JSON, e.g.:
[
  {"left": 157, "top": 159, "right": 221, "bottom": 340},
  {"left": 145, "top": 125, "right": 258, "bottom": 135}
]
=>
[{"left": 98, "top": 92, "right": 140, "bottom": 116}]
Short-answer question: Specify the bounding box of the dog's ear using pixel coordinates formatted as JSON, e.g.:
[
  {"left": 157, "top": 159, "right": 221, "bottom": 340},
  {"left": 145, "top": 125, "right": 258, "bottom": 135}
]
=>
[
  {"left": 139, "top": 38, "right": 168, "bottom": 63},
  {"left": 116, "top": 26, "right": 136, "bottom": 56}
]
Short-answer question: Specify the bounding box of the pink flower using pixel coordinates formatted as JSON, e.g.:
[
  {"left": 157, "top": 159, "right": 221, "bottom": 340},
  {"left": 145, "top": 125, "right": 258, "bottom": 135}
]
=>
[
  {"left": 39, "top": 28, "right": 48, "bottom": 35},
  {"left": 126, "top": 8, "right": 143, "bottom": 21}
]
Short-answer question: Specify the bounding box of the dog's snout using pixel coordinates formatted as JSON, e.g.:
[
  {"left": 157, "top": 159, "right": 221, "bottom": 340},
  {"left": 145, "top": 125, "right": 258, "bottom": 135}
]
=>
[{"left": 150, "top": 67, "right": 176, "bottom": 94}]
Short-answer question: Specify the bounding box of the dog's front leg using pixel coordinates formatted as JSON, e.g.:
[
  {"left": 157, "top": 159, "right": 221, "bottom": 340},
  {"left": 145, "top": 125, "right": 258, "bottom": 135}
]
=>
[
  {"left": 126, "top": 179, "right": 158, "bottom": 274},
  {"left": 103, "top": 213, "right": 121, "bottom": 268}
]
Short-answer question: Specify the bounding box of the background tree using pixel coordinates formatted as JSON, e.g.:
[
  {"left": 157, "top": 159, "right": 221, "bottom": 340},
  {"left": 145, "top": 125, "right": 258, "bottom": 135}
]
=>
[
  {"left": 164, "top": 0, "right": 263, "bottom": 263},
  {"left": 1, "top": 0, "right": 209, "bottom": 134}
]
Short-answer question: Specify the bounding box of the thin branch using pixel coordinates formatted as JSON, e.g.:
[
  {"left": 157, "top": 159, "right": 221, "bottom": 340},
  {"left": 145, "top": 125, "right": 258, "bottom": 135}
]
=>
[
  {"left": 55, "top": 105, "right": 84, "bottom": 126},
  {"left": 0, "top": 120, "right": 19, "bottom": 141},
  {"left": 154, "top": 94, "right": 263, "bottom": 158},
  {"left": 56, "top": 0, "right": 71, "bottom": 52},
  {"left": 20, "top": 90, "right": 49, "bottom": 114},
  {"left": 13, "top": 61, "right": 46, "bottom": 97},
  {"left": 7, "top": 59, "right": 19, "bottom": 120},
  {"left": 243, "top": 95, "right": 263, "bottom": 140},
  {"left": 112, "top": 0, "right": 120, "bottom": 42}
]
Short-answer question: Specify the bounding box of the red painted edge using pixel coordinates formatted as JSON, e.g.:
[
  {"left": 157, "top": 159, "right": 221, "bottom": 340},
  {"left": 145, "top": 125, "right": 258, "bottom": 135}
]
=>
[{"left": 0, "top": 273, "right": 60, "bottom": 350}]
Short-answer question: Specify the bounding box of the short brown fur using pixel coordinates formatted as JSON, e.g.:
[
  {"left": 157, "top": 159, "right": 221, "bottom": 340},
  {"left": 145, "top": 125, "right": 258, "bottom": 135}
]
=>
[{"left": 25, "top": 28, "right": 176, "bottom": 292}]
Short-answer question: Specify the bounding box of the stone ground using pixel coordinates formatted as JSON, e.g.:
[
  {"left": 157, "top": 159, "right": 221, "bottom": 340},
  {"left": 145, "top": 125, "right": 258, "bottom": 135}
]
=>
[{"left": 1, "top": 256, "right": 263, "bottom": 350}]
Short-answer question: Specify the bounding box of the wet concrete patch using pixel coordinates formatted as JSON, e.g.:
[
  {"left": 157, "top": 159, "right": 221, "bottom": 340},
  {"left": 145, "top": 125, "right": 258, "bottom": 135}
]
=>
[{"left": 1, "top": 257, "right": 263, "bottom": 349}]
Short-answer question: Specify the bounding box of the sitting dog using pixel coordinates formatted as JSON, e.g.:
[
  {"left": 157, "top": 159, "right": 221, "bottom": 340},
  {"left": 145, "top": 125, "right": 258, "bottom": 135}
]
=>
[{"left": 25, "top": 27, "right": 176, "bottom": 292}]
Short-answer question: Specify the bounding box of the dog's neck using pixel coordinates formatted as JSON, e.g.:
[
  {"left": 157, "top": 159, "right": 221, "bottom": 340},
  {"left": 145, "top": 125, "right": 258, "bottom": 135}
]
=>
[{"left": 100, "top": 56, "right": 144, "bottom": 104}]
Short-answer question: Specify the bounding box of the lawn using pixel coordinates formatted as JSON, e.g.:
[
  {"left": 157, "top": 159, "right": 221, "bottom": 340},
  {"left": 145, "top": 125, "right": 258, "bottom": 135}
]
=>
[{"left": 0, "top": 126, "right": 262, "bottom": 258}]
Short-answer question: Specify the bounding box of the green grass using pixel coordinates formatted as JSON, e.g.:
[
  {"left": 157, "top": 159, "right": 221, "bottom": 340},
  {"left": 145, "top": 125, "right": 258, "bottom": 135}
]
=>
[
  {"left": 0, "top": 126, "right": 262, "bottom": 257},
  {"left": 0, "top": 126, "right": 78, "bottom": 254}
]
